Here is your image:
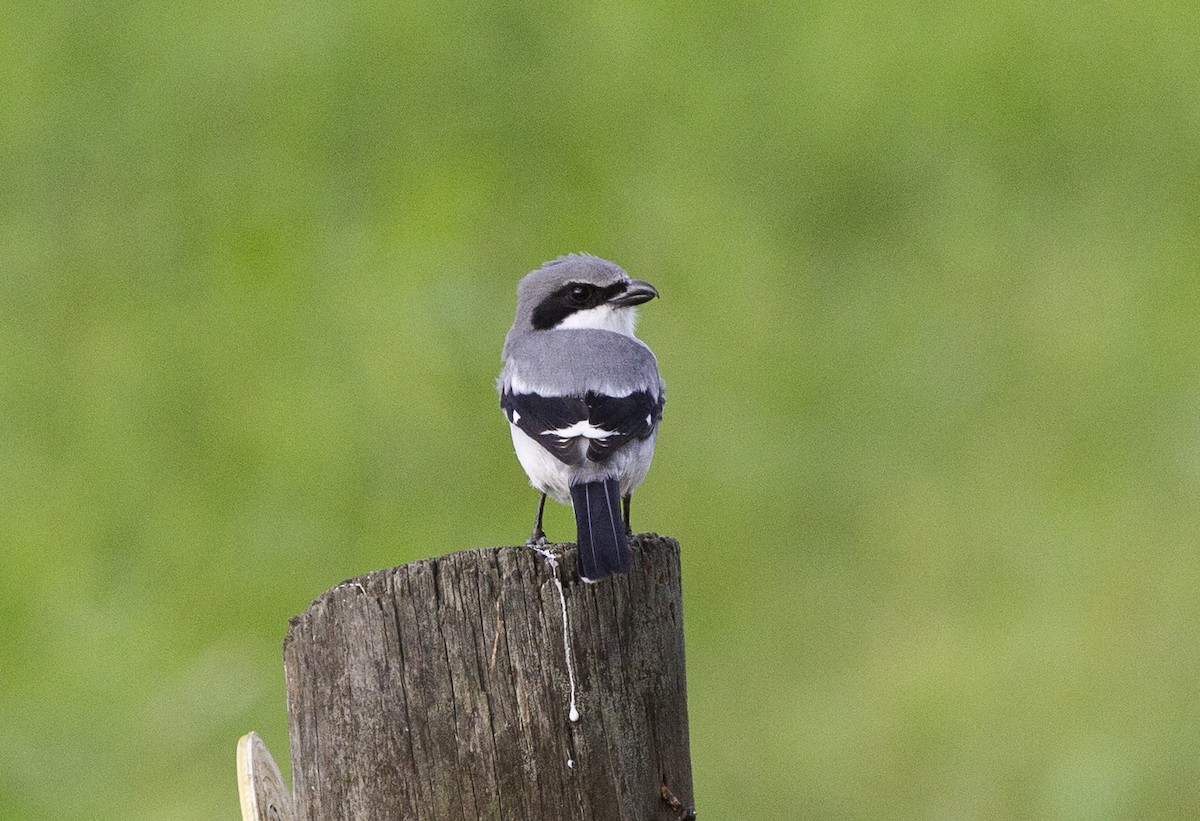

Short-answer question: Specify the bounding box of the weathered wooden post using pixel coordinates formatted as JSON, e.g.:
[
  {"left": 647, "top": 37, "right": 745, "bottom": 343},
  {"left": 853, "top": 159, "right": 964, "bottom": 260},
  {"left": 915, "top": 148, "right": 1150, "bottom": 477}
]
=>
[{"left": 241, "top": 533, "right": 694, "bottom": 821}]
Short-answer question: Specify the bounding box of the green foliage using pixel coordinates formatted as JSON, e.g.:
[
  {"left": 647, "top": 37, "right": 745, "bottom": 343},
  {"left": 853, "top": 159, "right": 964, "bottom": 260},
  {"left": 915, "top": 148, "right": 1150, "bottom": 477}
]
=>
[{"left": 3, "top": 2, "right": 1198, "bottom": 818}]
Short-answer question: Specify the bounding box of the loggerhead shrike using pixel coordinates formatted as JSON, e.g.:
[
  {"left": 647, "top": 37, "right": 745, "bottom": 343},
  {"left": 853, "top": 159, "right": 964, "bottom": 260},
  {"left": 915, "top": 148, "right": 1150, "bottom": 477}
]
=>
[{"left": 499, "top": 254, "right": 665, "bottom": 582}]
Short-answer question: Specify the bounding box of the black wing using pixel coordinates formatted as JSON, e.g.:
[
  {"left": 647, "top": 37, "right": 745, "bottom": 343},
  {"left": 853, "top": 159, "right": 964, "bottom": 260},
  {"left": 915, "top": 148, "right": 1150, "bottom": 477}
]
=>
[
  {"left": 500, "top": 389, "right": 663, "bottom": 466},
  {"left": 500, "top": 391, "right": 589, "bottom": 464},
  {"left": 582, "top": 390, "right": 663, "bottom": 463}
]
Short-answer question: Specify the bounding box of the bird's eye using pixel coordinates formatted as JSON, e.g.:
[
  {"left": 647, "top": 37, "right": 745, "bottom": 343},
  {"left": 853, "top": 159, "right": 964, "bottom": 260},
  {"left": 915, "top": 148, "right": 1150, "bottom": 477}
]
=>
[{"left": 568, "top": 284, "right": 592, "bottom": 305}]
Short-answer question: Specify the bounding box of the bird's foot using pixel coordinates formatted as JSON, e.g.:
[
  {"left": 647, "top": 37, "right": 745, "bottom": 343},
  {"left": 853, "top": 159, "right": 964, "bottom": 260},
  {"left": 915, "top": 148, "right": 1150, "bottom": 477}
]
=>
[{"left": 525, "top": 535, "right": 559, "bottom": 570}]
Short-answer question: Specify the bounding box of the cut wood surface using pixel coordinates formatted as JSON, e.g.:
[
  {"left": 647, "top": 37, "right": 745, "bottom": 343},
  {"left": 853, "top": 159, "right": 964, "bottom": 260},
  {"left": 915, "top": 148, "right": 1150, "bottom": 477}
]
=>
[{"left": 283, "top": 533, "right": 694, "bottom": 821}]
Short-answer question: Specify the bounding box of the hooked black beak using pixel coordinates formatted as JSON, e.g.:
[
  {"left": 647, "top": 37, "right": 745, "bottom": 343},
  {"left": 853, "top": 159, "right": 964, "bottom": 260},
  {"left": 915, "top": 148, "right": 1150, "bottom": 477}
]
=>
[{"left": 610, "top": 279, "right": 659, "bottom": 308}]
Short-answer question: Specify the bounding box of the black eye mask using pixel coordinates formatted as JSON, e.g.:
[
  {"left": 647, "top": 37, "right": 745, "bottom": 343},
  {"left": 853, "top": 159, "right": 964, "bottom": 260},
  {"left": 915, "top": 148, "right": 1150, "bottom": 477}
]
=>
[{"left": 531, "top": 281, "right": 629, "bottom": 330}]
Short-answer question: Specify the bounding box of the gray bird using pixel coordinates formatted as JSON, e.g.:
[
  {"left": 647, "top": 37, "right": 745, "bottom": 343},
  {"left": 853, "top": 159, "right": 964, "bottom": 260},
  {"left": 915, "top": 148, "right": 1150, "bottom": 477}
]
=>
[{"left": 499, "top": 254, "right": 665, "bottom": 581}]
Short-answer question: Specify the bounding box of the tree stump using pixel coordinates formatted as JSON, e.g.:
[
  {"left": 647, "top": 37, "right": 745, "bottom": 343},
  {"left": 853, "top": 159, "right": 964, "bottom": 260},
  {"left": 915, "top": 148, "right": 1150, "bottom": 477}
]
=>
[{"left": 282, "top": 533, "right": 694, "bottom": 820}]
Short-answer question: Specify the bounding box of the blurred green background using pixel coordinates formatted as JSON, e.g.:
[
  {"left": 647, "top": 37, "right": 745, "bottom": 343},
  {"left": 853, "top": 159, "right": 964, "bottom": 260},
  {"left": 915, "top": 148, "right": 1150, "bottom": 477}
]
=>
[{"left": 3, "top": 1, "right": 1199, "bottom": 819}]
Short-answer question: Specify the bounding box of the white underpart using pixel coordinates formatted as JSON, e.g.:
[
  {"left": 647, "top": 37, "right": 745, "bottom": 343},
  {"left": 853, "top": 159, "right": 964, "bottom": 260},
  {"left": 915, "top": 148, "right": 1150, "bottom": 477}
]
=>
[
  {"left": 555, "top": 303, "right": 638, "bottom": 336},
  {"left": 547, "top": 420, "right": 615, "bottom": 440},
  {"left": 511, "top": 424, "right": 575, "bottom": 504},
  {"left": 509, "top": 422, "right": 656, "bottom": 505}
]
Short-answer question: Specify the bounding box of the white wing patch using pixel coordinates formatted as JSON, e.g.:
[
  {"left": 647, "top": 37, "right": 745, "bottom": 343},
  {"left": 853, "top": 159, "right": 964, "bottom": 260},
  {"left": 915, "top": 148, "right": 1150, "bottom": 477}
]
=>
[
  {"left": 512, "top": 410, "right": 520, "bottom": 424},
  {"left": 507, "top": 369, "right": 643, "bottom": 399},
  {"left": 546, "top": 421, "right": 617, "bottom": 440}
]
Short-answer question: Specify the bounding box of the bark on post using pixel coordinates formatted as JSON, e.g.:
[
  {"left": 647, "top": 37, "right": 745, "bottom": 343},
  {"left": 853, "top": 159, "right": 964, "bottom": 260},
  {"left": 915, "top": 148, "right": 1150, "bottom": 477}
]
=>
[{"left": 283, "top": 533, "right": 694, "bottom": 821}]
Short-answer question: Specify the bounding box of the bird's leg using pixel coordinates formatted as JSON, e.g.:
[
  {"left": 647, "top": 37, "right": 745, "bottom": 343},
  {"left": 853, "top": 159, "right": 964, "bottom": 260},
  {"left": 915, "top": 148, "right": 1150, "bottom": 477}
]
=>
[
  {"left": 622, "top": 493, "right": 633, "bottom": 537},
  {"left": 527, "top": 492, "right": 548, "bottom": 545}
]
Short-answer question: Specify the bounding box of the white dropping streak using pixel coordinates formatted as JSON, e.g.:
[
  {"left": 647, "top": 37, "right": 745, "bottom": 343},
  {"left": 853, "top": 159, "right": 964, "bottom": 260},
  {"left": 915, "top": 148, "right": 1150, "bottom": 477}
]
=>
[{"left": 529, "top": 544, "right": 580, "bottom": 725}]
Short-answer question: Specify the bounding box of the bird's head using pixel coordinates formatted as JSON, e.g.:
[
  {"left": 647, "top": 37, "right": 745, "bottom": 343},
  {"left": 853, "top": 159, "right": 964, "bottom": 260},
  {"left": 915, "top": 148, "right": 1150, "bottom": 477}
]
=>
[{"left": 512, "top": 254, "right": 659, "bottom": 337}]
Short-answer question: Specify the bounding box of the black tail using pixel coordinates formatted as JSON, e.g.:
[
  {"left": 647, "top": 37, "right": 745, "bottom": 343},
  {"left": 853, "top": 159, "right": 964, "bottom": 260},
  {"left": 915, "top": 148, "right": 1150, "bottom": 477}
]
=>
[{"left": 570, "top": 478, "right": 631, "bottom": 582}]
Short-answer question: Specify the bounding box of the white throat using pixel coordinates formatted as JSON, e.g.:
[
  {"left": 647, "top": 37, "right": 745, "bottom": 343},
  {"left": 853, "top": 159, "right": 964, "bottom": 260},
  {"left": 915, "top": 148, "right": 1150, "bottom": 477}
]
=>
[{"left": 555, "top": 305, "right": 638, "bottom": 336}]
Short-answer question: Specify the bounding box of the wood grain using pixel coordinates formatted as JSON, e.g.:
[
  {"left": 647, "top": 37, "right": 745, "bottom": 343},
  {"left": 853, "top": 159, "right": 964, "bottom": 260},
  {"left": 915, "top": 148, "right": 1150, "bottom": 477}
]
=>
[{"left": 283, "top": 534, "right": 693, "bottom": 820}]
